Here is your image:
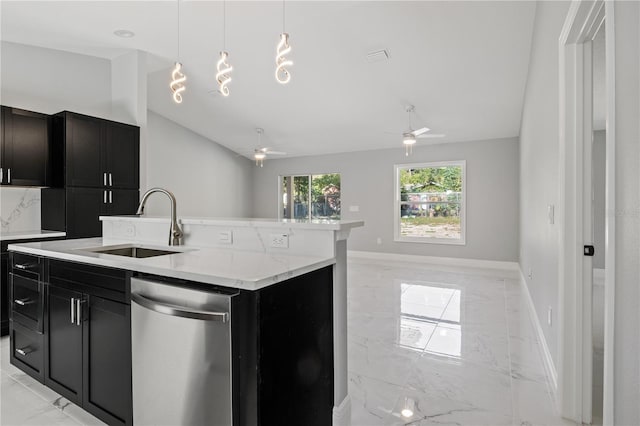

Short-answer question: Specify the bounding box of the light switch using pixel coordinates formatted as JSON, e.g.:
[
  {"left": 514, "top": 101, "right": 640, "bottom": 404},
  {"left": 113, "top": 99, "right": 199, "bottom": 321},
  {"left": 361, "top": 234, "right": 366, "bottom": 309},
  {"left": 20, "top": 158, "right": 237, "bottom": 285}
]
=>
[
  {"left": 349, "top": 205, "right": 360, "bottom": 212},
  {"left": 219, "top": 230, "right": 233, "bottom": 244},
  {"left": 548, "top": 204, "right": 554, "bottom": 225}
]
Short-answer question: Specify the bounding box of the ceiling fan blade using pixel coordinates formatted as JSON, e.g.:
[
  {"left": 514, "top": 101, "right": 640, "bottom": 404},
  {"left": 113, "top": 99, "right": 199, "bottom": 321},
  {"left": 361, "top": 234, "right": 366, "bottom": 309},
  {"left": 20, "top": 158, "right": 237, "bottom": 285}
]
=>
[
  {"left": 417, "top": 133, "right": 446, "bottom": 138},
  {"left": 411, "top": 127, "right": 430, "bottom": 136},
  {"left": 266, "top": 151, "right": 287, "bottom": 155}
]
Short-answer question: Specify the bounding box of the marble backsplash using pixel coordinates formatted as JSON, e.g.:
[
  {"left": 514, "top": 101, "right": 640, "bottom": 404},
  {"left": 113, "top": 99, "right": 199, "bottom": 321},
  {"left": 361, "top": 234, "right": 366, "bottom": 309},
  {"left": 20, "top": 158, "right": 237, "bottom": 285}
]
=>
[{"left": 0, "top": 187, "right": 41, "bottom": 233}]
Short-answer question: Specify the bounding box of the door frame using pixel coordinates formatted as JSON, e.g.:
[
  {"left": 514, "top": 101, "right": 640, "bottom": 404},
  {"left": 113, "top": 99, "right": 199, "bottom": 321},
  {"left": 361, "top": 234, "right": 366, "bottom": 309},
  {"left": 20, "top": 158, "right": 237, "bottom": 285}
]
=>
[{"left": 558, "top": 0, "right": 615, "bottom": 424}]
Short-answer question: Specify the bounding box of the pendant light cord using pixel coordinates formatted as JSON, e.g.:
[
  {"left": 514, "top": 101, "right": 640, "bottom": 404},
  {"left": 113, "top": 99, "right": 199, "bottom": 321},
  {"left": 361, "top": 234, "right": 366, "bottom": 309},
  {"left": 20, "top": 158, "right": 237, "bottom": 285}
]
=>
[
  {"left": 223, "top": 0, "right": 227, "bottom": 50},
  {"left": 282, "top": 0, "right": 285, "bottom": 33},
  {"left": 177, "top": 0, "right": 181, "bottom": 60}
]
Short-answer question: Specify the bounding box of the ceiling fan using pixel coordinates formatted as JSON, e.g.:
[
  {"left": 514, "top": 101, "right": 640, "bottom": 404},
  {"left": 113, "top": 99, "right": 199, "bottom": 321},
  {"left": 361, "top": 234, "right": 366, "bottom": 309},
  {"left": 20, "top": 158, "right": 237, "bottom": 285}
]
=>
[
  {"left": 253, "top": 128, "right": 286, "bottom": 167},
  {"left": 400, "top": 105, "right": 445, "bottom": 156}
]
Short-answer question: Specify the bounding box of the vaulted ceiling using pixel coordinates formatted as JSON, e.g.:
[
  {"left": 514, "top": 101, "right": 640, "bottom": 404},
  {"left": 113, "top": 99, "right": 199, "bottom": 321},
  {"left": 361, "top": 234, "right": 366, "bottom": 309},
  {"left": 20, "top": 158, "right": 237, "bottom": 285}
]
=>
[{"left": 1, "top": 1, "right": 536, "bottom": 159}]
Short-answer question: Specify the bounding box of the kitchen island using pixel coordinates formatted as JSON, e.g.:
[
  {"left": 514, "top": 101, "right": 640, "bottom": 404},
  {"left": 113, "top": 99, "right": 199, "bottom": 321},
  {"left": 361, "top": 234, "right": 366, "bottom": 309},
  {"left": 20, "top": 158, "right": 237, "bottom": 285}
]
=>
[{"left": 8, "top": 217, "right": 362, "bottom": 425}]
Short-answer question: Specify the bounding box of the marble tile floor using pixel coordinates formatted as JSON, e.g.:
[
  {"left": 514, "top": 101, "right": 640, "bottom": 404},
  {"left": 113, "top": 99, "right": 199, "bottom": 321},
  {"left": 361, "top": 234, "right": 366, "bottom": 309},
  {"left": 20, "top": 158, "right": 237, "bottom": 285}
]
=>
[
  {"left": 0, "top": 336, "right": 105, "bottom": 425},
  {"left": 347, "top": 257, "right": 575, "bottom": 426},
  {"left": 0, "top": 256, "right": 574, "bottom": 426}
]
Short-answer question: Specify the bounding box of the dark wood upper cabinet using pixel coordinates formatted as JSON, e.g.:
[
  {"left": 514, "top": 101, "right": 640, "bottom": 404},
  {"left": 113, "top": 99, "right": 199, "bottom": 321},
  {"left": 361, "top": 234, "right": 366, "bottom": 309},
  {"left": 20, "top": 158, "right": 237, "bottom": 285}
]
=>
[
  {"left": 0, "top": 106, "right": 51, "bottom": 186},
  {"left": 53, "top": 111, "right": 139, "bottom": 190}
]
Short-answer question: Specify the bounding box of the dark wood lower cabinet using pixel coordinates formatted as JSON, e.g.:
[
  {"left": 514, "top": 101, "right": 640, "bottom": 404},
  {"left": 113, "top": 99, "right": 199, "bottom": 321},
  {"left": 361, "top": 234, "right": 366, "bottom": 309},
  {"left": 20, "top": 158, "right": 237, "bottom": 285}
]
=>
[
  {"left": 44, "top": 261, "right": 132, "bottom": 426},
  {"left": 83, "top": 295, "right": 131, "bottom": 425},
  {"left": 10, "top": 255, "right": 332, "bottom": 426},
  {"left": 45, "top": 285, "right": 83, "bottom": 403}
]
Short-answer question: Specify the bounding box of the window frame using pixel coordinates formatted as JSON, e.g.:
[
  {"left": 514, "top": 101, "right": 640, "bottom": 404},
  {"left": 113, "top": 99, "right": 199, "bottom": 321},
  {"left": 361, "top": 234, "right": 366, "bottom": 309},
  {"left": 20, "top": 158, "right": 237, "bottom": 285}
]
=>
[
  {"left": 278, "top": 173, "right": 341, "bottom": 220},
  {"left": 393, "top": 160, "right": 466, "bottom": 245}
]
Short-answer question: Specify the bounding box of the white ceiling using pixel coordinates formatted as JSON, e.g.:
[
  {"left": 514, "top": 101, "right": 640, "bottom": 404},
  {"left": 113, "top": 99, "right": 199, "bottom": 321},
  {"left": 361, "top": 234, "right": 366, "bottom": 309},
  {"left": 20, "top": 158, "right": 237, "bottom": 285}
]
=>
[{"left": 1, "top": 1, "right": 536, "bottom": 159}]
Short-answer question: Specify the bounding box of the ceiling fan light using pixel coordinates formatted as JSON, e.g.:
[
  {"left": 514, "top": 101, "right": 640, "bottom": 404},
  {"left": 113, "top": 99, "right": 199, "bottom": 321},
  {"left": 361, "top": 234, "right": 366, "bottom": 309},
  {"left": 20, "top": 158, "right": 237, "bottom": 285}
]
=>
[
  {"left": 254, "top": 152, "right": 266, "bottom": 160},
  {"left": 403, "top": 135, "right": 416, "bottom": 145}
]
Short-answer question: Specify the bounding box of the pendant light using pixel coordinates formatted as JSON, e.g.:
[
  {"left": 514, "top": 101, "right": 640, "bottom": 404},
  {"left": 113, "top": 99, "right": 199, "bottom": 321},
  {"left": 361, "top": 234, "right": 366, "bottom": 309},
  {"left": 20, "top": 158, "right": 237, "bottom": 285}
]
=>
[
  {"left": 275, "top": 0, "right": 293, "bottom": 84},
  {"left": 170, "top": 0, "right": 186, "bottom": 103},
  {"left": 216, "top": 0, "right": 233, "bottom": 97}
]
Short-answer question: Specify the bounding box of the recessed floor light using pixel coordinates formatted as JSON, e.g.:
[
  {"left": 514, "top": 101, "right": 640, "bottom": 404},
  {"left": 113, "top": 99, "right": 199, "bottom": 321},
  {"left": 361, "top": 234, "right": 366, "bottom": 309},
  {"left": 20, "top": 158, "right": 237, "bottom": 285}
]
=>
[{"left": 114, "top": 29, "right": 135, "bottom": 38}]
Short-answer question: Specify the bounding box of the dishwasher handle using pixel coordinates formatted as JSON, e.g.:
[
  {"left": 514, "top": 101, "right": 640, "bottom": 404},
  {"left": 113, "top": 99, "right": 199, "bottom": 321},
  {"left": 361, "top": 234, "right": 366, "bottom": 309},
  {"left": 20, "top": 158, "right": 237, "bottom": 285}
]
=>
[{"left": 131, "top": 292, "right": 229, "bottom": 323}]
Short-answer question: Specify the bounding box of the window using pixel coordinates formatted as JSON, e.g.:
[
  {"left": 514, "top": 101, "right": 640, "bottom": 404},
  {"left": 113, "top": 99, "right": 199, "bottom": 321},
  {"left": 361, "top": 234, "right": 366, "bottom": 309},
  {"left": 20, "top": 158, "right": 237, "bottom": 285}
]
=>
[
  {"left": 280, "top": 174, "right": 341, "bottom": 220},
  {"left": 394, "top": 161, "right": 465, "bottom": 244}
]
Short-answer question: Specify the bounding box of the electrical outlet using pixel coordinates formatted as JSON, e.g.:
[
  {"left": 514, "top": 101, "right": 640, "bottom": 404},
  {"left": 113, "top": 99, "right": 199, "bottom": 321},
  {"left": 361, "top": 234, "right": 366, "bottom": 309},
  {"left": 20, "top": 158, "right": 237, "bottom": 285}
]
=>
[
  {"left": 548, "top": 204, "right": 555, "bottom": 225},
  {"left": 123, "top": 224, "right": 135, "bottom": 237},
  {"left": 349, "top": 205, "right": 360, "bottom": 212},
  {"left": 547, "top": 307, "right": 553, "bottom": 326},
  {"left": 270, "top": 233, "right": 289, "bottom": 248},
  {"left": 528, "top": 268, "right": 533, "bottom": 280},
  {"left": 376, "top": 237, "right": 382, "bottom": 245},
  {"left": 218, "top": 230, "right": 233, "bottom": 244}
]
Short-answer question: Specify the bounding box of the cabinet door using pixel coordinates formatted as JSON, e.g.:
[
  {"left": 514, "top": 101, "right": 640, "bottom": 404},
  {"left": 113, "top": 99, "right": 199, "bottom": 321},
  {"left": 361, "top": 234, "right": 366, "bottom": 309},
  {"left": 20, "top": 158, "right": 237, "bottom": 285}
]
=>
[
  {"left": 105, "top": 123, "right": 139, "bottom": 190},
  {"left": 65, "top": 113, "right": 104, "bottom": 188},
  {"left": 83, "top": 295, "right": 132, "bottom": 425},
  {"left": 1, "top": 253, "right": 8, "bottom": 336},
  {"left": 108, "top": 189, "right": 139, "bottom": 216},
  {"left": 1, "top": 107, "right": 50, "bottom": 186},
  {"left": 66, "top": 188, "right": 107, "bottom": 238},
  {"left": 45, "top": 285, "right": 83, "bottom": 405}
]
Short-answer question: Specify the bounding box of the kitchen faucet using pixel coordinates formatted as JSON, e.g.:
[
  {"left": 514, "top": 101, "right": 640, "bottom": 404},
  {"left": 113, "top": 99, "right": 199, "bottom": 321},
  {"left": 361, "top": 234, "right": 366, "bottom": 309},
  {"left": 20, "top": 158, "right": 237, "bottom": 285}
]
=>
[{"left": 136, "top": 188, "right": 183, "bottom": 246}]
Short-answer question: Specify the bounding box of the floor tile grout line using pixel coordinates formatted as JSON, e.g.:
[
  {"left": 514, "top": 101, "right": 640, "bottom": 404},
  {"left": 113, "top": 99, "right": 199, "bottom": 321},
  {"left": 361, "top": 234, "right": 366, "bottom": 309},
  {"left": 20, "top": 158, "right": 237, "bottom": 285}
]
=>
[
  {"left": 2, "top": 367, "right": 83, "bottom": 425},
  {"left": 501, "top": 278, "right": 517, "bottom": 425}
]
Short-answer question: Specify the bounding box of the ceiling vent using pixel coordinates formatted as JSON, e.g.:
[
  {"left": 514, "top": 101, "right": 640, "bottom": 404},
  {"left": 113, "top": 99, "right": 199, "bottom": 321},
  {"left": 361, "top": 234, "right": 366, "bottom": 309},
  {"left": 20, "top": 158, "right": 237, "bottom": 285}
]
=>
[{"left": 365, "top": 49, "right": 390, "bottom": 63}]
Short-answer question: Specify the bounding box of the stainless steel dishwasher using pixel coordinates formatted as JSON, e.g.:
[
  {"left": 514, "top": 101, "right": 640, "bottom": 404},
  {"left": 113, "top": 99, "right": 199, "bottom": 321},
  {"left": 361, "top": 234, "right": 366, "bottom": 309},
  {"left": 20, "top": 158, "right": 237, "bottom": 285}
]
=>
[{"left": 131, "top": 277, "right": 235, "bottom": 426}]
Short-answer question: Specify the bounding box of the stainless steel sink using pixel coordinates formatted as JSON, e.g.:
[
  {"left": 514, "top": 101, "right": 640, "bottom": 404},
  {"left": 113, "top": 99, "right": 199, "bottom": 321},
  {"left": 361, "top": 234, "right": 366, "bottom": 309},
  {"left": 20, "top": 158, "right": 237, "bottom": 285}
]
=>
[{"left": 85, "top": 245, "right": 185, "bottom": 258}]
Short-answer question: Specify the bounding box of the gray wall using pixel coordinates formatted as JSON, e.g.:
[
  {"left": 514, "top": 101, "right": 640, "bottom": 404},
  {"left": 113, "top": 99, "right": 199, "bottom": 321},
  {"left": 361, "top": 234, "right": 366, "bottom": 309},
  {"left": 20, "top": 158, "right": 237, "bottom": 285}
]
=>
[
  {"left": 146, "top": 111, "right": 254, "bottom": 218},
  {"left": 0, "top": 41, "right": 112, "bottom": 117},
  {"left": 593, "top": 130, "right": 606, "bottom": 270},
  {"left": 518, "top": 0, "right": 569, "bottom": 369},
  {"left": 251, "top": 137, "right": 519, "bottom": 262},
  {"left": 610, "top": 2, "right": 640, "bottom": 422}
]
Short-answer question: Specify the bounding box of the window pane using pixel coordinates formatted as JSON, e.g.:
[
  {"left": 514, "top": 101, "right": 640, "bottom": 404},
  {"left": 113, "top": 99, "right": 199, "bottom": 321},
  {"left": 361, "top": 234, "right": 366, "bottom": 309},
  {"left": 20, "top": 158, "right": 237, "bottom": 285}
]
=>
[
  {"left": 293, "top": 176, "right": 309, "bottom": 219},
  {"left": 399, "top": 165, "right": 462, "bottom": 240},
  {"left": 311, "top": 174, "right": 341, "bottom": 219}
]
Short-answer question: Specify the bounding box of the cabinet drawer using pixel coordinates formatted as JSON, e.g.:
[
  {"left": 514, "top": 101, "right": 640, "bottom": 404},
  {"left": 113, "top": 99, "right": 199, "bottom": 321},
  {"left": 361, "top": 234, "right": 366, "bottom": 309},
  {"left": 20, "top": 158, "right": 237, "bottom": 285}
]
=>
[
  {"left": 11, "top": 253, "right": 42, "bottom": 280},
  {"left": 10, "top": 321, "right": 44, "bottom": 382},
  {"left": 10, "top": 274, "right": 43, "bottom": 332}
]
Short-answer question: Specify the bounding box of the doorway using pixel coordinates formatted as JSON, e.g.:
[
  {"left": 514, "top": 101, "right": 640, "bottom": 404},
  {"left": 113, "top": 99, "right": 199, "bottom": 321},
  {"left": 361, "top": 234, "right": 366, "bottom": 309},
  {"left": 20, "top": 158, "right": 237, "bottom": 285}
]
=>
[{"left": 558, "top": 1, "right": 615, "bottom": 425}]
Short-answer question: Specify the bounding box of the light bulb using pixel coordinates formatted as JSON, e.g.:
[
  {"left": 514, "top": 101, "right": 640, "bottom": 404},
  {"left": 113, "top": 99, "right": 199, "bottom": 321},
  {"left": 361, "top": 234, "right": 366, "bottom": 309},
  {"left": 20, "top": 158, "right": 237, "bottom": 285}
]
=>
[
  {"left": 275, "top": 33, "right": 293, "bottom": 84},
  {"left": 400, "top": 397, "right": 415, "bottom": 418},
  {"left": 216, "top": 51, "right": 233, "bottom": 97},
  {"left": 255, "top": 152, "right": 266, "bottom": 167},
  {"left": 170, "top": 62, "right": 187, "bottom": 104},
  {"left": 403, "top": 135, "right": 416, "bottom": 156}
]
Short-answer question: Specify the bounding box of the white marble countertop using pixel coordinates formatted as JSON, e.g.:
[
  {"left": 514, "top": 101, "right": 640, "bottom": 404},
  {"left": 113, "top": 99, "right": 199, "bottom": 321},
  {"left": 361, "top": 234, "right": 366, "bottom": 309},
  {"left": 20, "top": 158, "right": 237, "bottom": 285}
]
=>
[
  {"left": 100, "top": 215, "right": 364, "bottom": 231},
  {"left": 0, "top": 230, "right": 66, "bottom": 242},
  {"left": 8, "top": 238, "right": 336, "bottom": 291}
]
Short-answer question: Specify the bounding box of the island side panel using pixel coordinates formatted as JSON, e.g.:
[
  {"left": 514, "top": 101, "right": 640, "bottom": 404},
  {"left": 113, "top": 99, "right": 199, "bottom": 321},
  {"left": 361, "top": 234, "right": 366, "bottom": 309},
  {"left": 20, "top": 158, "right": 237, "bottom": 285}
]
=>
[{"left": 256, "top": 265, "right": 334, "bottom": 426}]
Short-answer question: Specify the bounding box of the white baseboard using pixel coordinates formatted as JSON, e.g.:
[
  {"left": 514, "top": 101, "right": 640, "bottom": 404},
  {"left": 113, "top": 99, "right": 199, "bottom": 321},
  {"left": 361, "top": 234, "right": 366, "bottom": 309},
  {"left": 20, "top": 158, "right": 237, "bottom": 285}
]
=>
[
  {"left": 348, "top": 250, "right": 519, "bottom": 272},
  {"left": 332, "top": 395, "right": 351, "bottom": 426},
  {"left": 519, "top": 268, "right": 558, "bottom": 393}
]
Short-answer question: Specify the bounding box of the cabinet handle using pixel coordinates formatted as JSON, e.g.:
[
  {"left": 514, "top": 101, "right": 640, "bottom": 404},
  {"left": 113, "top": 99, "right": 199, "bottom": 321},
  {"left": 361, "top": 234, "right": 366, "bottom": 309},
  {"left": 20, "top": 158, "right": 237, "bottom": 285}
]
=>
[
  {"left": 0, "top": 167, "right": 3, "bottom": 183},
  {"left": 16, "top": 347, "right": 32, "bottom": 356},
  {"left": 7, "top": 168, "right": 10, "bottom": 184},
  {"left": 104, "top": 172, "right": 107, "bottom": 186},
  {"left": 14, "top": 298, "right": 34, "bottom": 306},
  {"left": 14, "top": 263, "right": 33, "bottom": 270},
  {"left": 76, "top": 299, "right": 83, "bottom": 326},
  {"left": 109, "top": 173, "right": 113, "bottom": 187},
  {"left": 104, "top": 190, "right": 107, "bottom": 204},
  {"left": 109, "top": 190, "right": 113, "bottom": 204},
  {"left": 70, "top": 297, "right": 75, "bottom": 324}
]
